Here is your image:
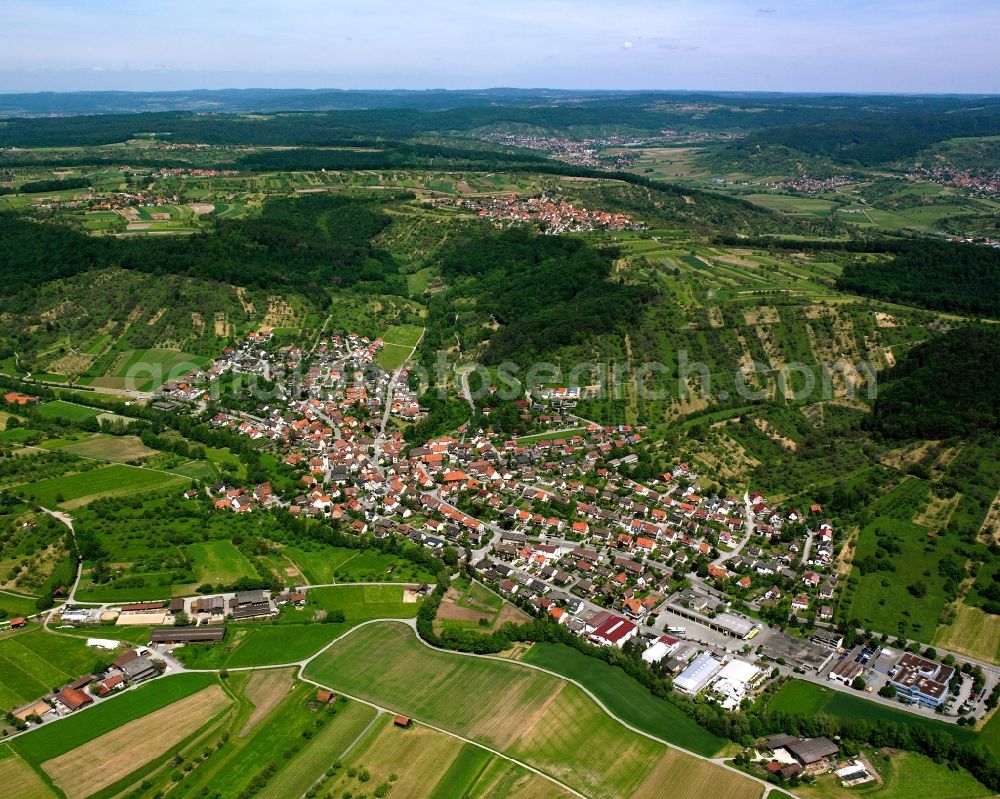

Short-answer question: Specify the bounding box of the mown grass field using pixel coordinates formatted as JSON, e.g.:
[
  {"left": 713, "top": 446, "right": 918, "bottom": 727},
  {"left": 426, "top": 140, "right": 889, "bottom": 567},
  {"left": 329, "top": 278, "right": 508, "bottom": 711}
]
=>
[
  {"left": 175, "top": 621, "right": 352, "bottom": 669},
  {"left": 0, "top": 750, "right": 56, "bottom": 799},
  {"left": 284, "top": 544, "right": 436, "bottom": 584},
  {"left": 41, "top": 684, "right": 231, "bottom": 799},
  {"left": 375, "top": 341, "right": 414, "bottom": 370},
  {"left": 19, "top": 464, "right": 186, "bottom": 508},
  {"left": 375, "top": 323, "right": 423, "bottom": 370},
  {"left": 304, "top": 622, "right": 759, "bottom": 799},
  {"left": 934, "top": 602, "right": 1000, "bottom": 664},
  {"left": 12, "top": 672, "right": 218, "bottom": 765},
  {"left": 100, "top": 347, "right": 210, "bottom": 391},
  {"left": 187, "top": 539, "right": 259, "bottom": 587},
  {"left": 57, "top": 433, "right": 157, "bottom": 463},
  {"left": 0, "top": 627, "right": 113, "bottom": 711},
  {"left": 744, "top": 193, "right": 840, "bottom": 217},
  {"left": 0, "top": 591, "right": 40, "bottom": 620},
  {"left": 515, "top": 427, "right": 589, "bottom": 445},
  {"left": 34, "top": 401, "right": 100, "bottom": 422},
  {"left": 309, "top": 584, "right": 419, "bottom": 623},
  {"left": 521, "top": 641, "right": 726, "bottom": 757},
  {"left": 0, "top": 427, "right": 40, "bottom": 442},
  {"left": 381, "top": 323, "right": 424, "bottom": 348}
]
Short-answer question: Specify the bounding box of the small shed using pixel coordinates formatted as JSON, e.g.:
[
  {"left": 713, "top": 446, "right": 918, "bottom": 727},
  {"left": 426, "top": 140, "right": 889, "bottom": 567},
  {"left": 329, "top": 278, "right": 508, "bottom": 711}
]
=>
[{"left": 393, "top": 715, "right": 412, "bottom": 728}]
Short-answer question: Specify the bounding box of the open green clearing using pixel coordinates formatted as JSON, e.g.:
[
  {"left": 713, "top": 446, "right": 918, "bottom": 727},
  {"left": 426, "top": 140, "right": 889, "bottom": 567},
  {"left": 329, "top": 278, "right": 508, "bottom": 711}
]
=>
[
  {"left": 18, "top": 464, "right": 186, "bottom": 508},
  {"left": 0, "top": 626, "right": 117, "bottom": 711},
  {"left": 743, "top": 193, "right": 839, "bottom": 217},
  {"left": 0, "top": 427, "right": 40, "bottom": 442},
  {"left": 521, "top": 641, "right": 726, "bottom": 757},
  {"left": 174, "top": 621, "right": 351, "bottom": 670},
  {"left": 187, "top": 540, "right": 259, "bottom": 586},
  {"left": 842, "top": 478, "right": 959, "bottom": 641},
  {"left": 56, "top": 433, "right": 157, "bottom": 462},
  {"left": 375, "top": 323, "right": 422, "bottom": 369},
  {"left": 375, "top": 341, "right": 413, "bottom": 370},
  {"left": 283, "top": 544, "right": 436, "bottom": 584},
  {"left": 309, "top": 583, "right": 419, "bottom": 622},
  {"left": 515, "top": 427, "right": 589, "bottom": 445},
  {"left": 98, "top": 348, "right": 210, "bottom": 391},
  {"left": 380, "top": 323, "right": 424, "bottom": 347},
  {"left": 34, "top": 401, "right": 100, "bottom": 422},
  {"left": 0, "top": 591, "right": 39, "bottom": 620}
]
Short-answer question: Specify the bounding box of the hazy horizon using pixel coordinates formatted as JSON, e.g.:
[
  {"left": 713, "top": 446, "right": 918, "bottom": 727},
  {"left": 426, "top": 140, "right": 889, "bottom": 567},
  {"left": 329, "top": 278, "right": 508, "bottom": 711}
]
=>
[
  {"left": 0, "top": 83, "right": 998, "bottom": 98},
  {"left": 3, "top": 1, "right": 998, "bottom": 95}
]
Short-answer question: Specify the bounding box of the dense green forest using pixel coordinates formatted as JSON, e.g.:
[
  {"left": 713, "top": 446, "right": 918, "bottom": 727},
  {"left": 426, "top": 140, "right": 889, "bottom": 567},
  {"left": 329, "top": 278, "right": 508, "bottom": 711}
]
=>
[
  {"left": 868, "top": 325, "right": 1000, "bottom": 439},
  {"left": 234, "top": 142, "right": 551, "bottom": 171},
  {"left": 707, "top": 108, "right": 1000, "bottom": 169},
  {"left": 17, "top": 176, "right": 90, "bottom": 193},
  {"left": 838, "top": 242, "right": 1000, "bottom": 318},
  {"left": 0, "top": 192, "right": 410, "bottom": 302},
  {"left": 425, "top": 226, "right": 659, "bottom": 365}
]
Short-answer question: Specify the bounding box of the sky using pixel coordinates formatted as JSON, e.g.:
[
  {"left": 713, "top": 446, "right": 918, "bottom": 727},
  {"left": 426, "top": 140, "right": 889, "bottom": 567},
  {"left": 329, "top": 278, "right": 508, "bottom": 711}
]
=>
[{"left": 2, "top": 0, "right": 998, "bottom": 94}]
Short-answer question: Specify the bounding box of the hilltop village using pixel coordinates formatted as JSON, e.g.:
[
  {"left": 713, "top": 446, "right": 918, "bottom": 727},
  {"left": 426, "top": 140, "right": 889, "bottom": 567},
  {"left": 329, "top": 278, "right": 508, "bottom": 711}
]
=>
[{"left": 455, "top": 193, "right": 645, "bottom": 233}]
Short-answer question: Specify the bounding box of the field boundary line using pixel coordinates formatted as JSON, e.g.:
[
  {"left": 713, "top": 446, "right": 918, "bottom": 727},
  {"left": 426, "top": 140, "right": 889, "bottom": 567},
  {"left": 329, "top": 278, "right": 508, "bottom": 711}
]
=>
[
  {"left": 296, "top": 672, "right": 589, "bottom": 799},
  {"left": 188, "top": 619, "right": 782, "bottom": 799},
  {"left": 298, "top": 708, "right": 384, "bottom": 799},
  {"left": 406, "top": 623, "right": 787, "bottom": 799}
]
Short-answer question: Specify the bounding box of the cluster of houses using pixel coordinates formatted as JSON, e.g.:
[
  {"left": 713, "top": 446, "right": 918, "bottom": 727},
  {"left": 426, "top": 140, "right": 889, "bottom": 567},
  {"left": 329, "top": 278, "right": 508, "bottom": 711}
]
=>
[
  {"left": 205, "top": 481, "right": 282, "bottom": 514},
  {"left": 476, "top": 132, "right": 675, "bottom": 169},
  {"left": 456, "top": 194, "right": 645, "bottom": 233},
  {"left": 192, "top": 330, "right": 427, "bottom": 486},
  {"left": 8, "top": 645, "right": 164, "bottom": 727},
  {"left": 909, "top": 165, "right": 1000, "bottom": 201},
  {"left": 180, "top": 369, "right": 847, "bottom": 702},
  {"left": 765, "top": 175, "right": 854, "bottom": 194}
]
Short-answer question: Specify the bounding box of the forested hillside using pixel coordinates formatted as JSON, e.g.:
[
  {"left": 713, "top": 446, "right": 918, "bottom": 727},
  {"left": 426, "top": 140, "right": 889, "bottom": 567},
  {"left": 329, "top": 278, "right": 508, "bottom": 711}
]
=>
[
  {"left": 838, "top": 242, "right": 1000, "bottom": 318},
  {"left": 705, "top": 108, "right": 1000, "bottom": 171},
  {"left": 426, "top": 227, "right": 659, "bottom": 365},
  {"left": 0, "top": 193, "right": 409, "bottom": 299},
  {"left": 868, "top": 325, "right": 1000, "bottom": 439}
]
